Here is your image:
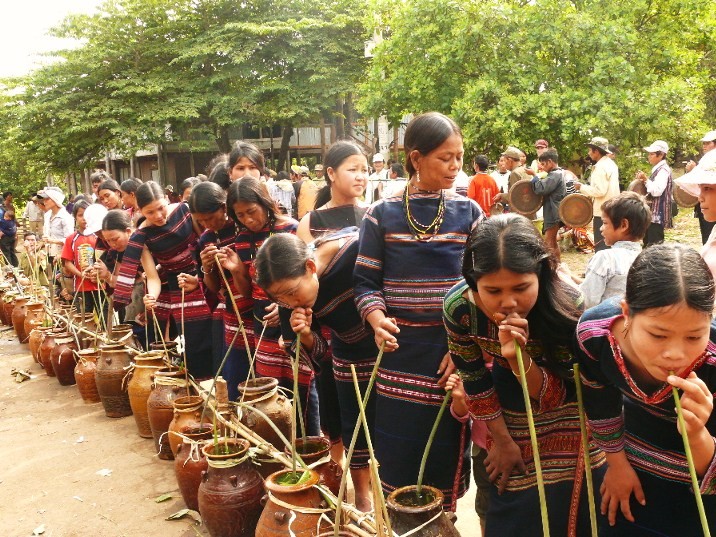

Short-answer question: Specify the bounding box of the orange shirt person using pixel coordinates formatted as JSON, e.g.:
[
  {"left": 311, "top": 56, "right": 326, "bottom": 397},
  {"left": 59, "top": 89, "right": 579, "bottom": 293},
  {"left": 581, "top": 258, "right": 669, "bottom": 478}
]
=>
[{"left": 467, "top": 155, "right": 499, "bottom": 216}]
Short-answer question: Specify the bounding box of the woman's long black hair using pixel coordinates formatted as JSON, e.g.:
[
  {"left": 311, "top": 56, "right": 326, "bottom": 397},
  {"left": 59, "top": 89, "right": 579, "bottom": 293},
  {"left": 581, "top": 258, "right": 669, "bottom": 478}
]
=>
[{"left": 463, "top": 213, "right": 581, "bottom": 373}]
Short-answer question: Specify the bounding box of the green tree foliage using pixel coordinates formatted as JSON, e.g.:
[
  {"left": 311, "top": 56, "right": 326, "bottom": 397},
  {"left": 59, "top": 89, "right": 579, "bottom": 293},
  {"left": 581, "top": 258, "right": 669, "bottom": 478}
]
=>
[
  {"left": 360, "top": 0, "right": 716, "bottom": 173},
  {"left": 0, "top": 0, "right": 367, "bottom": 184}
]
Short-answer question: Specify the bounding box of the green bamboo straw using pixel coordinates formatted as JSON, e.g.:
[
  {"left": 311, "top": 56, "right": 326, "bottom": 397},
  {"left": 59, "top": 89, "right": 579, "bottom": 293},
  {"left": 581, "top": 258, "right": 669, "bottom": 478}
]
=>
[
  {"left": 515, "top": 343, "right": 550, "bottom": 537},
  {"left": 573, "top": 363, "right": 598, "bottom": 537},
  {"left": 215, "top": 254, "right": 254, "bottom": 362},
  {"left": 670, "top": 372, "right": 712, "bottom": 537},
  {"left": 416, "top": 390, "right": 452, "bottom": 497},
  {"left": 349, "top": 365, "right": 392, "bottom": 537}
]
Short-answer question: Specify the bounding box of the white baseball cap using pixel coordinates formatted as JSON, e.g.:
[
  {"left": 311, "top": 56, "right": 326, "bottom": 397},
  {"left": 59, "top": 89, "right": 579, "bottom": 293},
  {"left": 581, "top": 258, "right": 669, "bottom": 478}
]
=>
[
  {"left": 38, "top": 187, "right": 65, "bottom": 207},
  {"left": 675, "top": 149, "right": 716, "bottom": 197},
  {"left": 643, "top": 140, "right": 669, "bottom": 153},
  {"left": 372, "top": 153, "right": 385, "bottom": 163},
  {"left": 701, "top": 130, "right": 716, "bottom": 143},
  {"left": 83, "top": 203, "right": 109, "bottom": 235}
]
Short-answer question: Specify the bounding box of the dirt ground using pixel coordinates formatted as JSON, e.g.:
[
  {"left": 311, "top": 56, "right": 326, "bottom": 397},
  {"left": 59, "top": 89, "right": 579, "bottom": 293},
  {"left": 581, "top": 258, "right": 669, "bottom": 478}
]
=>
[{"left": 0, "top": 332, "right": 480, "bottom": 537}]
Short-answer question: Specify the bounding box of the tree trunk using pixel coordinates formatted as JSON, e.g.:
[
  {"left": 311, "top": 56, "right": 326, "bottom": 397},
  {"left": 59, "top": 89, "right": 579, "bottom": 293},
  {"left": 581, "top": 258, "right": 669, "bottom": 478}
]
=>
[
  {"left": 215, "top": 125, "right": 231, "bottom": 154},
  {"left": 278, "top": 126, "right": 294, "bottom": 171},
  {"left": 320, "top": 116, "right": 327, "bottom": 161},
  {"left": 334, "top": 98, "right": 345, "bottom": 140},
  {"left": 345, "top": 93, "right": 355, "bottom": 138}
]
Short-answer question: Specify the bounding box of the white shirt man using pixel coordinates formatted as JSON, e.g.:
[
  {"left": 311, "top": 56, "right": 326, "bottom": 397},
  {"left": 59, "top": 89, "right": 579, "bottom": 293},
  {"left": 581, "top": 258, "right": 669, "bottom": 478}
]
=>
[{"left": 366, "top": 153, "right": 388, "bottom": 204}]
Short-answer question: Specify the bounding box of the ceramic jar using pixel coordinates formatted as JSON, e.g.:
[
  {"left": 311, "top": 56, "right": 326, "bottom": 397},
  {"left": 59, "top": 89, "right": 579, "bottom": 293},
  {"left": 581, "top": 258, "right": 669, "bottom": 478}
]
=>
[
  {"left": 50, "top": 332, "right": 79, "bottom": 385},
  {"left": 95, "top": 343, "right": 133, "bottom": 418},
  {"left": 167, "top": 395, "right": 206, "bottom": 457},
  {"left": 11, "top": 295, "right": 30, "bottom": 343},
  {"left": 74, "top": 348, "right": 101, "bottom": 403},
  {"left": 147, "top": 368, "right": 190, "bottom": 460},
  {"left": 23, "top": 302, "right": 45, "bottom": 342},
  {"left": 237, "top": 377, "right": 292, "bottom": 452},
  {"left": 127, "top": 351, "right": 166, "bottom": 437},
  {"left": 255, "top": 469, "right": 330, "bottom": 537},
  {"left": 386, "top": 485, "right": 461, "bottom": 537},
  {"left": 28, "top": 326, "right": 52, "bottom": 364},
  {"left": 198, "top": 438, "right": 264, "bottom": 537},
  {"left": 39, "top": 330, "right": 59, "bottom": 377},
  {"left": 286, "top": 436, "right": 342, "bottom": 495},
  {"left": 174, "top": 424, "right": 214, "bottom": 511}
]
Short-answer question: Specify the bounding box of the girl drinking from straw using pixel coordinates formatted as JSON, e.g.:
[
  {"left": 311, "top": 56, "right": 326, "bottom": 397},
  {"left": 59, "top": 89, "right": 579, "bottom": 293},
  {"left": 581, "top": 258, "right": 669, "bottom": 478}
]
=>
[
  {"left": 190, "top": 182, "right": 253, "bottom": 398},
  {"left": 576, "top": 243, "right": 716, "bottom": 536},
  {"left": 353, "top": 112, "right": 482, "bottom": 510},
  {"left": 114, "top": 181, "right": 213, "bottom": 378},
  {"left": 444, "top": 213, "right": 605, "bottom": 535},
  {"left": 255, "top": 230, "right": 376, "bottom": 512},
  {"left": 218, "top": 177, "right": 321, "bottom": 433}
]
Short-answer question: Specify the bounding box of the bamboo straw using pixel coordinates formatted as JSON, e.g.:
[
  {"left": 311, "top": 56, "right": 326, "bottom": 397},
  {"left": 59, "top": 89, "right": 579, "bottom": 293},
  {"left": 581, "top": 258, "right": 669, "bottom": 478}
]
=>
[
  {"left": 349, "top": 364, "right": 392, "bottom": 537},
  {"left": 573, "top": 363, "right": 598, "bottom": 537},
  {"left": 416, "top": 389, "right": 452, "bottom": 497},
  {"left": 180, "top": 287, "right": 189, "bottom": 395},
  {"left": 335, "top": 342, "right": 386, "bottom": 529},
  {"left": 214, "top": 253, "right": 254, "bottom": 365},
  {"left": 670, "top": 371, "right": 712, "bottom": 537},
  {"left": 515, "top": 343, "right": 550, "bottom": 536}
]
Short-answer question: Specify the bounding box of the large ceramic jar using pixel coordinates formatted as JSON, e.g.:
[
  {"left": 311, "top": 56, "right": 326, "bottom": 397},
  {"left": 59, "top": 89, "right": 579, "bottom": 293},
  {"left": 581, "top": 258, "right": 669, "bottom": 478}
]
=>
[
  {"left": 147, "top": 368, "right": 190, "bottom": 460},
  {"left": 198, "top": 438, "right": 264, "bottom": 537},
  {"left": 50, "top": 332, "right": 79, "bottom": 385},
  {"left": 386, "top": 485, "right": 461, "bottom": 537},
  {"left": 167, "top": 395, "right": 206, "bottom": 457},
  {"left": 237, "top": 377, "right": 292, "bottom": 452},
  {"left": 73, "top": 312, "right": 98, "bottom": 349},
  {"left": 255, "top": 469, "right": 330, "bottom": 537},
  {"left": 285, "top": 436, "right": 342, "bottom": 495},
  {"left": 28, "top": 326, "right": 52, "bottom": 364},
  {"left": 149, "top": 341, "right": 180, "bottom": 365},
  {"left": 95, "top": 343, "right": 133, "bottom": 418},
  {"left": 39, "top": 330, "right": 59, "bottom": 377},
  {"left": 127, "top": 351, "right": 166, "bottom": 437},
  {"left": 174, "top": 424, "right": 214, "bottom": 511},
  {"left": 74, "top": 349, "right": 101, "bottom": 403},
  {"left": 2, "top": 292, "right": 18, "bottom": 326},
  {"left": 111, "top": 323, "right": 141, "bottom": 349},
  {"left": 11, "top": 295, "right": 30, "bottom": 343},
  {"left": 23, "top": 302, "right": 45, "bottom": 342}
]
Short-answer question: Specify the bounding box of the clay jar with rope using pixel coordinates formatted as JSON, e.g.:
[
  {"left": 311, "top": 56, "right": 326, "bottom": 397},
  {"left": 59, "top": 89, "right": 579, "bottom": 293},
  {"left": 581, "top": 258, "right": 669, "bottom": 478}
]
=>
[
  {"left": 255, "top": 468, "right": 331, "bottom": 537},
  {"left": 39, "top": 329, "right": 61, "bottom": 377},
  {"left": 11, "top": 295, "right": 30, "bottom": 344},
  {"left": 2, "top": 291, "right": 18, "bottom": 326},
  {"left": 284, "top": 436, "right": 342, "bottom": 495},
  {"left": 386, "top": 485, "right": 460, "bottom": 537},
  {"left": 167, "top": 395, "right": 207, "bottom": 457},
  {"left": 50, "top": 331, "right": 79, "bottom": 385},
  {"left": 127, "top": 351, "right": 167, "bottom": 437},
  {"left": 23, "top": 301, "right": 45, "bottom": 343},
  {"left": 174, "top": 424, "right": 214, "bottom": 511},
  {"left": 95, "top": 343, "right": 133, "bottom": 418},
  {"left": 198, "top": 438, "right": 263, "bottom": 537},
  {"left": 147, "top": 367, "right": 190, "bottom": 460},
  {"left": 74, "top": 348, "right": 101, "bottom": 403},
  {"left": 72, "top": 312, "right": 97, "bottom": 349},
  {"left": 29, "top": 325, "right": 53, "bottom": 364}
]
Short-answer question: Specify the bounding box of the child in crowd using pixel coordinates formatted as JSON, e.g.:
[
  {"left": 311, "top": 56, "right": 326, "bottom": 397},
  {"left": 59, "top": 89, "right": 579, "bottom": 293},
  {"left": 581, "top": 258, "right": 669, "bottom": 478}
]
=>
[
  {"left": 18, "top": 232, "right": 49, "bottom": 288},
  {"left": 530, "top": 148, "right": 567, "bottom": 261},
  {"left": 61, "top": 200, "right": 101, "bottom": 313},
  {"left": 576, "top": 244, "right": 716, "bottom": 535},
  {"left": 578, "top": 192, "right": 651, "bottom": 310},
  {"left": 0, "top": 209, "right": 18, "bottom": 266},
  {"left": 444, "top": 213, "right": 605, "bottom": 535}
]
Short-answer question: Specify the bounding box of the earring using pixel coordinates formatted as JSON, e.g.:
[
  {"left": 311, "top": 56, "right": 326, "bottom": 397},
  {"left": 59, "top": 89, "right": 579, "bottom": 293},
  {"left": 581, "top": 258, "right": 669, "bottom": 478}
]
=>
[
  {"left": 622, "top": 320, "right": 630, "bottom": 335},
  {"left": 416, "top": 170, "right": 421, "bottom": 183}
]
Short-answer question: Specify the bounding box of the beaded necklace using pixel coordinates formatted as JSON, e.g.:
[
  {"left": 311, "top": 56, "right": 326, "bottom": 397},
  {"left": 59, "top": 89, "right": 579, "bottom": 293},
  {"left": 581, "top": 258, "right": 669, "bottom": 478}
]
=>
[{"left": 402, "top": 182, "right": 446, "bottom": 241}]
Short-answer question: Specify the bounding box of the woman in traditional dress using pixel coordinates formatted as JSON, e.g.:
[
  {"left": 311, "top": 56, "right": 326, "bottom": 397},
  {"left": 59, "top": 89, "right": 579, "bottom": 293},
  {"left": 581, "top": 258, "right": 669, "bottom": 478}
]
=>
[
  {"left": 576, "top": 244, "right": 716, "bottom": 536},
  {"left": 217, "top": 177, "right": 320, "bottom": 433},
  {"left": 444, "top": 214, "right": 605, "bottom": 535},
  {"left": 114, "top": 181, "right": 213, "bottom": 378},
  {"left": 353, "top": 112, "right": 483, "bottom": 510},
  {"left": 296, "top": 140, "right": 370, "bottom": 477},
  {"left": 190, "top": 181, "right": 253, "bottom": 398},
  {"left": 256, "top": 229, "right": 376, "bottom": 511}
]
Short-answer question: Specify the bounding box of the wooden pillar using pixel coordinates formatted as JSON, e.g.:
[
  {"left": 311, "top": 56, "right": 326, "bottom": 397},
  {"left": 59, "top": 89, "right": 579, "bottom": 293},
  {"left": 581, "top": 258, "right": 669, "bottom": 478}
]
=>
[
  {"left": 129, "top": 156, "right": 136, "bottom": 178},
  {"left": 320, "top": 117, "right": 327, "bottom": 161},
  {"left": 189, "top": 152, "right": 196, "bottom": 176}
]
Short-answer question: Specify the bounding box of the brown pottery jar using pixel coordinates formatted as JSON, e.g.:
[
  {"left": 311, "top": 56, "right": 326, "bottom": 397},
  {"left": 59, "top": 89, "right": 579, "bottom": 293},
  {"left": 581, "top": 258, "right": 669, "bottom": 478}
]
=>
[
  {"left": 147, "top": 368, "right": 190, "bottom": 460},
  {"left": 174, "top": 424, "right": 214, "bottom": 511},
  {"left": 386, "top": 485, "right": 461, "bottom": 537},
  {"left": 39, "top": 330, "right": 60, "bottom": 377},
  {"left": 127, "top": 351, "right": 166, "bottom": 437},
  {"left": 237, "top": 377, "right": 292, "bottom": 452},
  {"left": 198, "top": 438, "right": 264, "bottom": 537},
  {"left": 2, "top": 292, "right": 18, "bottom": 326},
  {"left": 167, "top": 395, "right": 207, "bottom": 457},
  {"left": 23, "top": 302, "right": 45, "bottom": 342},
  {"left": 11, "top": 296, "right": 30, "bottom": 343},
  {"left": 95, "top": 343, "right": 133, "bottom": 418},
  {"left": 285, "top": 436, "right": 342, "bottom": 496},
  {"left": 255, "top": 469, "right": 331, "bottom": 537},
  {"left": 74, "top": 349, "right": 101, "bottom": 403},
  {"left": 50, "top": 332, "right": 79, "bottom": 385},
  {"left": 28, "top": 326, "right": 52, "bottom": 364}
]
